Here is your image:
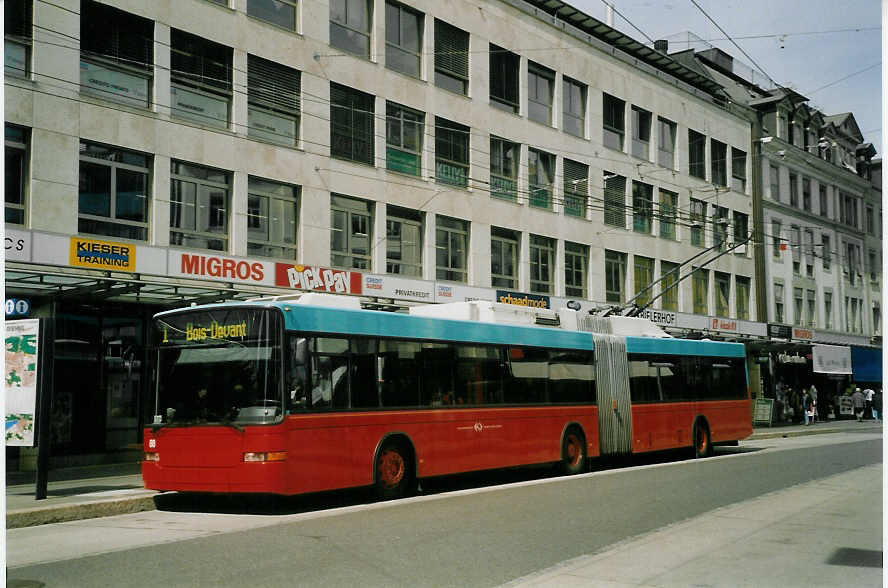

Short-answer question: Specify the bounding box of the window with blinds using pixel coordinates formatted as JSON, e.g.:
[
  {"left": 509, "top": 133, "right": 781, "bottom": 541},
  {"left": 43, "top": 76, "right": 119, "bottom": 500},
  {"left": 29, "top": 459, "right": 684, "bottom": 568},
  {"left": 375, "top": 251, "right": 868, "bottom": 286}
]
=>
[
  {"left": 435, "top": 117, "right": 469, "bottom": 187},
  {"left": 80, "top": 1, "right": 153, "bottom": 107},
  {"left": 603, "top": 172, "right": 626, "bottom": 228},
  {"left": 248, "top": 55, "right": 301, "bottom": 146},
  {"left": 330, "top": 83, "right": 375, "bottom": 165},
  {"left": 170, "top": 30, "right": 232, "bottom": 128},
  {"left": 5, "top": 0, "right": 32, "bottom": 76},
  {"left": 435, "top": 19, "right": 469, "bottom": 95},
  {"left": 563, "top": 159, "right": 588, "bottom": 218}
]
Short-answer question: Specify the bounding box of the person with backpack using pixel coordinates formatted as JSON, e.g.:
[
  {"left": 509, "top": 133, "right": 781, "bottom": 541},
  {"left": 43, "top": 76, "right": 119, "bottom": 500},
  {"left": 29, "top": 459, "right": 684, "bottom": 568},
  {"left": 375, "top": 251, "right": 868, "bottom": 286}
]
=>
[{"left": 852, "top": 388, "right": 866, "bottom": 422}]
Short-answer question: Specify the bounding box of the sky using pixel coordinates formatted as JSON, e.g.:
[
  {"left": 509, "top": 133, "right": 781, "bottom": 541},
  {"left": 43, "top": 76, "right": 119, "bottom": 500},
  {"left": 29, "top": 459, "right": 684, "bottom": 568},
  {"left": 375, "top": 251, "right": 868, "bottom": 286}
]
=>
[{"left": 571, "top": 0, "right": 882, "bottom": 154}]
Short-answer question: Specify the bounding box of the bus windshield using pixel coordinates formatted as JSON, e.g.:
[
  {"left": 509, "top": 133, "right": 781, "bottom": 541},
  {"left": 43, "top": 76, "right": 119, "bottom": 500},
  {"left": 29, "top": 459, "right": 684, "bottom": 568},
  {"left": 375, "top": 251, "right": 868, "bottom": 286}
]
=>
[{"left": 153, "top": 307, "right": 282, "bottom": 427}]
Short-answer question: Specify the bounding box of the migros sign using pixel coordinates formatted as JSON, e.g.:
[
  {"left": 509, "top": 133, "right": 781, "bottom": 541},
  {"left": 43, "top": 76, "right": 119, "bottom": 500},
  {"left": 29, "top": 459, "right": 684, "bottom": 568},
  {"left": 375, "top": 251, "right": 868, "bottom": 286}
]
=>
[{"left": 171, "top": 252, "right": 272, "bottom": 284}]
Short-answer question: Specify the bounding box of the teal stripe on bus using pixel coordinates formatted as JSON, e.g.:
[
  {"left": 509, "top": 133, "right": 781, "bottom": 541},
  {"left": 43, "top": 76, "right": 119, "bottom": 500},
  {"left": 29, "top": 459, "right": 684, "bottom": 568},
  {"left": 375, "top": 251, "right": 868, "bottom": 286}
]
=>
[
  {"left": 278, "top": 304, "right": 598, "bottom": 350},
  {"left": 626, "top": 336, "right": 746, "bottom": 357}
]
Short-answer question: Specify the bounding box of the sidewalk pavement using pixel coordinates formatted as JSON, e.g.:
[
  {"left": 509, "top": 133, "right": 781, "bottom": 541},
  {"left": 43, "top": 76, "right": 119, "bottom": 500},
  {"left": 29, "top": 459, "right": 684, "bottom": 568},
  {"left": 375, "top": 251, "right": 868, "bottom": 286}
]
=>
[{"left": 4, "top": 418, "right": 881, "bottom": 529}]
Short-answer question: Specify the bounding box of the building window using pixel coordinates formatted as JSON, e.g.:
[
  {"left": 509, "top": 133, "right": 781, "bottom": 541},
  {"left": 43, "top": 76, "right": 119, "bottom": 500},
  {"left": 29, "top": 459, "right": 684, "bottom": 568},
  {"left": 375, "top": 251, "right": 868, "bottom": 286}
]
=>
[
  {"left": 5, "top": 0, "right": 32, "bottom": 77},
  {"left": 436, "top": 215, "right": 468, "bottom": 282},
  {"left": 840, "top": 193, "right": 858, "bottom": 228},
  {"left": 248, "top": 55, "right": 301, "bottom": 146},
  {"left": 660, "top": 260, "right": 679, "bottom": 311},
  {"left": 845, "top": 242, "right": 862, "bottom": 285},
  {"left": 736, "top": 276, "right": 750, "bottom": 320},
  {"left": 819, "top": 185, "right": 828, "bottom": 217},
  {"left": 714, "top": 272, "right": 730, "bottom": 317},
  {"left": 79, "top": 141, "right": 150, "bottom": 241},
  {"left": 330, "top": 83, "right": 374, "bottom": 165},
  {"left": 248, "top": 0, "right": 298, "bottom": 30},
  {"left": 631, "top": 106, "right": 651, "bottom": 160},
  {"left": 247, "top": 177, "right": 299, "bottom": 259},
  {"left": 866, "top": 205, "right": 875, "bottom": 234},
  {"left": 170, "top": 30, "right": 232, "bottom": 128},
  {"left": 489, "top": 44, "right": 519, "bottom": 113},
  {"left": 793, "top": 287, "right": 803, "bottom": 326},
  {"left": 564, "top": 241, "right": 588, "bottom": 299},
  {"left": 528, "top": 148, "right": 554, "bottom": 209},
  {"left": 491, "top": 226, "right": 518, "bottom": 288},
  {"left": 692, "top": 268, "right": 708, "bottom": 315},
  {"left": 490, "top": 136, "right": 519, "bottom": 201},
  {"left": 688, "top": 130, "right": 706, "bottom": 179},
  {"left": 602, "top": 94, "right": 625, "bottom": 151},
  {"left": 713, "top": 206, "right": 729, "bottom": 251},
  {"left": 527, "top": 62, "right": 554, "bottom": 125},
  {"left": 435, "top": 117, "right": 469, "bottom": 187},
  {"left": 774, "top": 283, "right": 785, "bottom": 323},
  {"left": 633, "top": 255, "right": 654, "bottom": 307},
  {"left": 330, "top": 0, "right": 371, "bottom": 58},
  {"left": 529, "top": 234, "right": 554, "bottom": 294},
  {"left": 632, "top": 181, "right": 653, "bottom": 234},
  {"left": 710, "top": 139, "right": 727, "bottom": 186},
  {"left": 690, "top": 198, "right": 706, "bottom": 247},
  {"left": 790, "top": 225, "right": 801, "bottom": 274},
  {"left": 603, "top": 172, "right": 626, "bottom": 228},
  {"left": 386, "top": 102, "right": 424, "bottom": 176},
  {"left": 5, "top": 125, "right": 27, "bottom": 225},
  {"left": 789, "top": 173, "right": 798, "bottom": 207},
  {"left": 434, "top": 19, "right": 468, "bottom": 95},
  {"left": 772, "top": 219, "right": 783, "bottom": 258},
  {"left": 733, "top": 211, "right": 748, "bottom": 250},
  {"left": 386, "top": 205, "right": 422, "bottom": 276},
  {"left": 804, "top": 229, "right": 815, "bottom": 277},
  {"left": 869, "top": 249, "right": 878, "bottom": 283},
  {"left": 657, "top": 117, "right": 676, "bottom": 169},
  {"left": 806, "top": 289, "right": 816, "bottom": 327},
  {"left": 605, "top": 250, "right": 626, "bottom": 304},
  {"left": 731, "top": 148, "right": 746, "bottom": 192},
  {"left": 562, "top": 77, "right": 586, "bottom": 138},
  {"left": 330, "top": 193, "right": 372, "bottom": 269},
  {"left": 824, "top": 291, "right": 833, "bottom": 329},
  {"left": 659, "top": 189, "right": 677, "bottom": 240},
  {"left": 385, "top": 1, "right": 422, "bottom": 77},
  {"left": 770, "top": 164, "right": 780, "bottom": 201},
  {"left": 802, "top": 178, "right": 811, "bottom": 211},
  {"left": 169, "top": 160, "right": 230, "bottom": 251},
  {"left": 822, "top": 234, "right": 831, "bottom": 270},
  {"left": 81, "top": 1, "right": 153, "bottom": 108},
  {"left": 563, "top": 159, "right": 588, "bottom": 218}
]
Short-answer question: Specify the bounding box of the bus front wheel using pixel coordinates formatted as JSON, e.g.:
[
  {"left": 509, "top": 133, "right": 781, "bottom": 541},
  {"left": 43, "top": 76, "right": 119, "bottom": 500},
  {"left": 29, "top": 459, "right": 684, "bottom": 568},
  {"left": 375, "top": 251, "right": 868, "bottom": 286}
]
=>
[
  {"left": 374, "top": 441, "right": 414, "bottom": 500},
  {"left": 560, "top": 427, "right": 587, "bottom": 475}
]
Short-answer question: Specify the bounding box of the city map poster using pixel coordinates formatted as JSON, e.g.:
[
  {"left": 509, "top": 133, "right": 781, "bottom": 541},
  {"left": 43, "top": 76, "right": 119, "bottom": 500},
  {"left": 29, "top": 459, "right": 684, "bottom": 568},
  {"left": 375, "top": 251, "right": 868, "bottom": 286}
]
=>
[{"left": 5, "top": 318, "right": 39, "bottom": 446}]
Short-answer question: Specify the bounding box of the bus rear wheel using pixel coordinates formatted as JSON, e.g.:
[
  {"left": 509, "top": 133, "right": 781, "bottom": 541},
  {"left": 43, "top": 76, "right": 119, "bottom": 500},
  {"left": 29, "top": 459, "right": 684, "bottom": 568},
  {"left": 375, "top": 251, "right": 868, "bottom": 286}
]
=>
[
  {"left": 375, "top": 441, "right": 414, "bottom": 500},
  {"left": 560, "top": 427, "right": 587, "bottom": 475},
  {"left": 693, "top": 419, "right": 712, "bottom": 458}
]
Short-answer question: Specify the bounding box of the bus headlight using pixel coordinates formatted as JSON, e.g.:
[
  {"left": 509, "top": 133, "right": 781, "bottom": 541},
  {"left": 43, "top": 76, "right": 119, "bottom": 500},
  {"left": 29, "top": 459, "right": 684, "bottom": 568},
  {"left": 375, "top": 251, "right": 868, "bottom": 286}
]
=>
[
  {"left": 243, "top": 451, "right": 287, "bottom": 463},
  {"left": 144, "top": 452, "right": 160, "bottom": 462}
]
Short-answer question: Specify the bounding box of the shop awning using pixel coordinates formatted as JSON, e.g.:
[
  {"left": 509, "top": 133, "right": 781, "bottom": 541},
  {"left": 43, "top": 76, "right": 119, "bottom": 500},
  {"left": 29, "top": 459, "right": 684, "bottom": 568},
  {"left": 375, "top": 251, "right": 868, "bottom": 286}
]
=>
[
  {"left": 812, "top": 344, "right": 852, "bottom": 374},
  {"left": 851, "top": 346, "right": 883, "bottom": 382}
]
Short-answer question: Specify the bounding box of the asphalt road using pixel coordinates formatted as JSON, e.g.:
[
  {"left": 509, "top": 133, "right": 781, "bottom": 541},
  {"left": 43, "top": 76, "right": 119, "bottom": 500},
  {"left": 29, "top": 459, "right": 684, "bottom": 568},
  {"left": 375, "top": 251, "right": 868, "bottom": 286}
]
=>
[{"left": 8, "top": 432, "right": 882, "bottom": 587}]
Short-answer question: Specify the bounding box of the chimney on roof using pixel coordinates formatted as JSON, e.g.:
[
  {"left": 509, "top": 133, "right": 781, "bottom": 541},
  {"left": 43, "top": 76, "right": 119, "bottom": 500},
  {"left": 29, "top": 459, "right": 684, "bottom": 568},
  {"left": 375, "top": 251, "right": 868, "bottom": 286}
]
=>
[{"left": 654, "top": 39, "right": 668, "bottom": 54}]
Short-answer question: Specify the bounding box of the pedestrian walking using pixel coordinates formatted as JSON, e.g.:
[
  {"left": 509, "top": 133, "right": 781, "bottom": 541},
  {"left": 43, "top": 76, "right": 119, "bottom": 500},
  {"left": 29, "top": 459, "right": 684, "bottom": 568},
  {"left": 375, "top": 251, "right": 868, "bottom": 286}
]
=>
[
  {"left": 809, "top": 384, "right": 818, "bottom": 423},
  {"left": 864, "top": 387, "right": 874, "bottom": 420},
  {"left": 872, "top": 389, "right": 881, "bottom": 422},
  {"left": 852, "top": 387, "right": 866, "bottom": 422},
  {"left": 802, "top": 389, "right": 811, "bottom": 426}
]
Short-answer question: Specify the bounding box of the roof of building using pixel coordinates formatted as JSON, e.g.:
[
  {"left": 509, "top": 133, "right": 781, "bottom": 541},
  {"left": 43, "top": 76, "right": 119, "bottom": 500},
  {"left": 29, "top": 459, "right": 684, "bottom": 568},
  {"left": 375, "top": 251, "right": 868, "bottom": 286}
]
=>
[{"left": 520, "top": 0, "right": 726, "bottom": 98}]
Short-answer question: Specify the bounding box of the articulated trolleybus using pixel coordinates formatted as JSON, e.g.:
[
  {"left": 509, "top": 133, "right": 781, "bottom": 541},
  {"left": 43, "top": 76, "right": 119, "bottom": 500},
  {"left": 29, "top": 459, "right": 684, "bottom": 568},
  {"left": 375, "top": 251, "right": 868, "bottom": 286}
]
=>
[{"left": 143, "top": 294, "right": 752, "bottom": 498}]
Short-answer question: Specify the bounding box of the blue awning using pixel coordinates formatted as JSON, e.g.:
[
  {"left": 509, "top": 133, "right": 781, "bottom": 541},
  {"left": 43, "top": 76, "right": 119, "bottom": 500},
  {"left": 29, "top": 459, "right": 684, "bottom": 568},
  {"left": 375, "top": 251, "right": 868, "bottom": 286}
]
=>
[{"left": 851, "top": 346, "right": 883, "bottom": 382}]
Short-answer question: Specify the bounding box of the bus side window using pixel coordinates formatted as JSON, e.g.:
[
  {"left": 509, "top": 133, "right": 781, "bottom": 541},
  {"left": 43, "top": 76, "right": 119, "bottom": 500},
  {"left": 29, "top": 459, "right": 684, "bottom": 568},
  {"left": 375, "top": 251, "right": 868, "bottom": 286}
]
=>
[{"left": 287, "top": 336, "right": 308, "bottom": 411}]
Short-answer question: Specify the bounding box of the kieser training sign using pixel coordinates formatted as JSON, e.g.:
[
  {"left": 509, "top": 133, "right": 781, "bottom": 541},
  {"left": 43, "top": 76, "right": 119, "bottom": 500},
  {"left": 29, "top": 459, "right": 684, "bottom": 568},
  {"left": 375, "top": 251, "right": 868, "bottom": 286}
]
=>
[
  {"left": 5, "top": 319, "right": 39, "bottom": 446},
  {"left": 69, "top": 237, "right": 136, "bottom": 272}
]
